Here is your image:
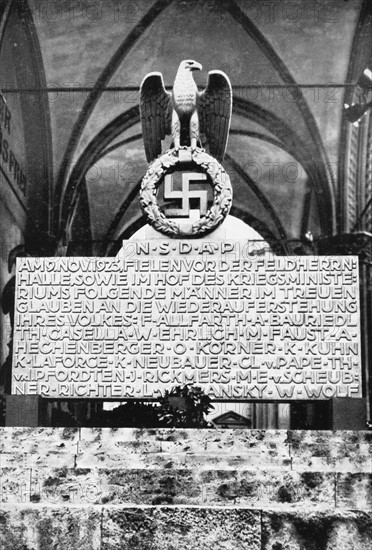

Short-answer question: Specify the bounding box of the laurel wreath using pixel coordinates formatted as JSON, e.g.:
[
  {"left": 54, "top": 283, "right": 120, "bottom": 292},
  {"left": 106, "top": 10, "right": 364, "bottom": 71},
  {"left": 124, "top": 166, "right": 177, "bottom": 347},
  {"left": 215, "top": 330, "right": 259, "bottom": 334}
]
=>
[{"left": 139, "top": 146, "right": 233, "bottom": 237}]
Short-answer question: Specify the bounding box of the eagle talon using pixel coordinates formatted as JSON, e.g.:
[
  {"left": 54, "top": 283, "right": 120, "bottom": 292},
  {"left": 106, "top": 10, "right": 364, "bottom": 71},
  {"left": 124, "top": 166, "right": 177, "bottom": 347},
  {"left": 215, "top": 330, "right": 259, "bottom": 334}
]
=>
[{"left": 167, "top": 146, "right": 179, "bottom": 156}]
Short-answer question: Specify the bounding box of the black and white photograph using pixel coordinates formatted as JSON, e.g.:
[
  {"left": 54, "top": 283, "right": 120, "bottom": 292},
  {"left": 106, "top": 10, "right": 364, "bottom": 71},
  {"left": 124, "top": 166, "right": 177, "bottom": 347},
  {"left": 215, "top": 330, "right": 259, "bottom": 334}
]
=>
[{"left": 0, "top": 0, "right": 371, "bottom": 548}]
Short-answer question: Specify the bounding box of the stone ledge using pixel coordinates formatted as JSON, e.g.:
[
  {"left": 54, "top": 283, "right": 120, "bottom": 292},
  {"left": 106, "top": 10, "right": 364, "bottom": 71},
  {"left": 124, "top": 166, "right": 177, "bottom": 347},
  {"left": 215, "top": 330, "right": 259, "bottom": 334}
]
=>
[
  {"left": 1, "top": 506, "right": 371, "bottom": 550},
  {"left": 102, "top": 506, "right": 261, "bottom": 550},
  {"left": 288, "top": 431, "right": 372, "bottom": 473},
  {"left": 0, "top": 427, "right": 79, "bottom": 453},
  {"left": 75, "top": 451, "right": 293, "bottom": 470},
  {"left": 336, "top": 473, "right": 372, "bottom": 508},
  {"left": 0, "top": 505, "right": 261, "bottom": 550},
  {"left": 0, "top": 468, "right": 338, "bottom": 507},
  {"left": 2, "top": 428, "right": 372, "bottom": 472},
  {"left": 262, "top": 508, "right": 372, "bottom": 550},
  {"left": 3, "top": 468, "right": 372, "bottom": 509},
  {"left": 0, "top": 505, "right": 101, "bottom": 550}
]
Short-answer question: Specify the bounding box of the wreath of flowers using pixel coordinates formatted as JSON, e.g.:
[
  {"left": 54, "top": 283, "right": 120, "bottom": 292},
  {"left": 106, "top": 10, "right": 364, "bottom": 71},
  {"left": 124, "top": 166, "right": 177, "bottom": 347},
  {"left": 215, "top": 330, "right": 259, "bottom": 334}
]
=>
[{"left": 139, "top": 146, "right": 232, "bottom": 237}]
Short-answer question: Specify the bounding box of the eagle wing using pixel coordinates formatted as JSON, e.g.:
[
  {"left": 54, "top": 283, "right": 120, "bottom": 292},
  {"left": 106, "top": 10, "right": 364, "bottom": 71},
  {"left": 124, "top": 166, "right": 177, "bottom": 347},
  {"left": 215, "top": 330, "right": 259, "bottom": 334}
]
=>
[
  {"left": 198, "top": 70, "right": 232, "bottom": 162},
  {"left": 140, "top": 72, "right": 171, "bottom": 163}
]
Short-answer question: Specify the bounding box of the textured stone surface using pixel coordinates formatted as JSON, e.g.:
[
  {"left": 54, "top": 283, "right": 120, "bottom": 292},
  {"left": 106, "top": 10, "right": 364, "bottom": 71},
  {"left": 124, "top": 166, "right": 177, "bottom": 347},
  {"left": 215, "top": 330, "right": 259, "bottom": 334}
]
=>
[
  {"left": 99, "top": 469, "right": 202, "bottom": 506},
  {"left": 4, "top": 428, "right": 370, "bottom": 473},
  {"left": 262, "top": 509, "right": 372, "bottom": 550},
  {"left": 0, "top": 427, "right": 79, "bottom": 453},
  {"left": 0, "top": 467, "right": 31, "bottom": 504},
  {"left": 201, "top": 470, "right": 335, "bottom": 507},
  {"left": 337, "top": 474, "right": 372, "bottom": 509},
  {"left": 1, "top": 428, "right": 372, "bottom": 549},
  {"left": 1, "top": 505, "right": 371, "bottom": 549},
  {"left": 77, "top": 443, "right": 162, "bottom": 467},
  {"left": 0, "top": 505, "right": 101, "bottom": 550},
  {"left": 77, "top": 429, "right": 291, "bottom": 470},
  {"left": 181, "top": 452, "right": 292, "bottom": 471},
  {"left": 80, "top": 427, "right": 163, "bottom": 444},
  {"left": 101, "top": 507, "right": 261, "bottom": 550},
  {"left": 29, "top": 467, "right": 102, "bottom": 505},
  {"left": 76, "top": 449, "right": 192, "bottom": 470},
  {"left": 289, "top": 431, "right": 372, "bottom": 472},
  {"left": 0, "top": 427, "right": 79, "bottom": 468},
  {"left": 3, "top": 468, "right": 339, "bottom": 508}
]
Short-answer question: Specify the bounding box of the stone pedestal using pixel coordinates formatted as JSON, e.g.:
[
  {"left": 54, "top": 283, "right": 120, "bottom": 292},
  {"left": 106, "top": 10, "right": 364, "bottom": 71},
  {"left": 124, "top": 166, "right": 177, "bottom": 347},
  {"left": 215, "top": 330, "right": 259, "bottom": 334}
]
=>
[
  {"left": 0, "top": 428, "right": 371, "bottom": 549},
  {"left": 5, "top": 395, "right": 44, "bottom": 426},
  {"left": 332, "top": 398, "right": 367, "bottom": 430}
]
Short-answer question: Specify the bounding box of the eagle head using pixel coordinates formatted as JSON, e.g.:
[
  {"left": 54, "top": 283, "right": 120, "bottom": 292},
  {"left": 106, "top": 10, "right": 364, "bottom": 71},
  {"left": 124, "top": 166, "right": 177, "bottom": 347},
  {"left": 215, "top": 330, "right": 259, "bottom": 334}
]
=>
[{"left": 179, "top": 59, "right": 202, "bottom": 72}]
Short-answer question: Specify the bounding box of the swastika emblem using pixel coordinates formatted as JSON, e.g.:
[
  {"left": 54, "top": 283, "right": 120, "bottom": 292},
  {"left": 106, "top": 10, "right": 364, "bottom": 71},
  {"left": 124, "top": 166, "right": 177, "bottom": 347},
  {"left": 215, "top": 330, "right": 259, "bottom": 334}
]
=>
[
  {"left": 163, "top": 172, "right": 208, "bottom": 217},
  {"left": 140, "top": 147, "right": 232, "bottom": 237}
]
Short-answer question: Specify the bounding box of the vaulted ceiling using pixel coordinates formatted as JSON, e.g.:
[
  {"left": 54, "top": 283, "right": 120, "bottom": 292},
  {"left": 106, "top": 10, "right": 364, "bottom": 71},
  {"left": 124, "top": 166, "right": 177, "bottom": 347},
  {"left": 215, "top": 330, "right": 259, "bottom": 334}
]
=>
[{"left": 17, "top": 0, "right": 368, "bottom": 253}]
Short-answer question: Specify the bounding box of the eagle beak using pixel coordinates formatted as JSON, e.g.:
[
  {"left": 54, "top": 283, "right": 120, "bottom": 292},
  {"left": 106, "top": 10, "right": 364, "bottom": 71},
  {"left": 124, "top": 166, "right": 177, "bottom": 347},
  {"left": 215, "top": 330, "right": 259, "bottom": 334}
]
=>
[{"left": 191, "top": 62, "right": 202, "bottom": 72}]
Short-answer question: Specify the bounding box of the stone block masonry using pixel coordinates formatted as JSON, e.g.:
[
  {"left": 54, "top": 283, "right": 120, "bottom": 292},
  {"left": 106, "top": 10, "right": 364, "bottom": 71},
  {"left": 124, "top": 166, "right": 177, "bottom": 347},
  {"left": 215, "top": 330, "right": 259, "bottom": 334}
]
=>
[{"left": 0, "top": 428, "right": 371, "bottom": 549}]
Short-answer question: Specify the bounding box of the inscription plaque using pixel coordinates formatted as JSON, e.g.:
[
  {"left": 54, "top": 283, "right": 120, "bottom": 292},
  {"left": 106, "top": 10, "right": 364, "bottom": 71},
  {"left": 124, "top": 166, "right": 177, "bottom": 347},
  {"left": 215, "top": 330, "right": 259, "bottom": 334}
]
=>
[{"left": 12, "top": 240, "right": 362, "bottom": 400}]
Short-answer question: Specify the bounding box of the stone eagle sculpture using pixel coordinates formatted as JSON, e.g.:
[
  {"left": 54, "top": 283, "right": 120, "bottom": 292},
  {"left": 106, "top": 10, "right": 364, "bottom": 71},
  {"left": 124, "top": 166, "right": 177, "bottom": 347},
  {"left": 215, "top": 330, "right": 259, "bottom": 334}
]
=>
[{"left": 139, "top": 59, "right": 232, "bottom": 162}]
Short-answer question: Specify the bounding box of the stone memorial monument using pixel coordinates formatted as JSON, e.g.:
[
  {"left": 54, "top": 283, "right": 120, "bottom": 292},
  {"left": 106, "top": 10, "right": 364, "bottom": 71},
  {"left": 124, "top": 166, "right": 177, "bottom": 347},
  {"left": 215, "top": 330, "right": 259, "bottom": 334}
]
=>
[
  {"left": 11, "top": 60, "right": 362, "bottom": 406},
  {"left": 2, "top": 59, "right": 371, "bottom": 550}
]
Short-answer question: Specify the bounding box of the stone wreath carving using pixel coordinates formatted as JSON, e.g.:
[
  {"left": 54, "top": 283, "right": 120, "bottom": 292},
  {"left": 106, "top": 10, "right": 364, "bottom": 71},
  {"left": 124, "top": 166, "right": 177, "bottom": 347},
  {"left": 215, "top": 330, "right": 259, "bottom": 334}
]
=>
[{"left": 139, "top": 147, "right": 233, "bottom": 237}]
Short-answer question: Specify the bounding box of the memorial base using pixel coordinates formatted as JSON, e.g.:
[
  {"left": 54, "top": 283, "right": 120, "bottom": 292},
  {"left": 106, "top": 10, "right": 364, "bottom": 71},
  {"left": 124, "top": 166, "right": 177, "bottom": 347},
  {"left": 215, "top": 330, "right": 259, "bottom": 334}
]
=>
[
  {"left": 5, "top": 395, "right": 47, "bottom": 426},
  {"left": 332, "top": 398, "right": 367, "bottom": 430},
  {"left": 0, "top": 428, "right": 371, "bottom": 549}
]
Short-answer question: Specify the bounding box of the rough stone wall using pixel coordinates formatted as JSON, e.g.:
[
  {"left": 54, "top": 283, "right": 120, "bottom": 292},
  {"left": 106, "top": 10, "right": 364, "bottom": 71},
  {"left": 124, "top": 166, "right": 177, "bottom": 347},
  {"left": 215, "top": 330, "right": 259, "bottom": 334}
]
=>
[{"left": 0, "top": 428, "right": 371, "bottom": 549}]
